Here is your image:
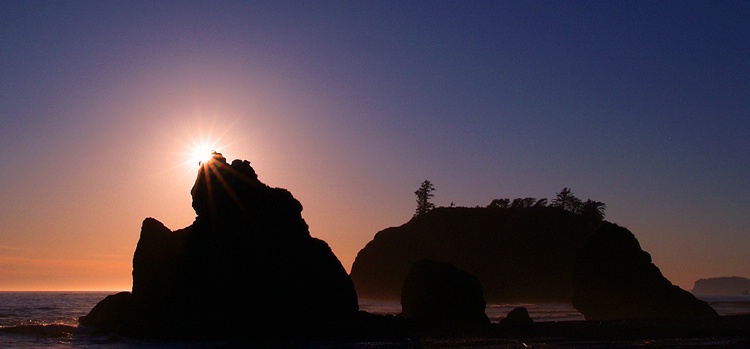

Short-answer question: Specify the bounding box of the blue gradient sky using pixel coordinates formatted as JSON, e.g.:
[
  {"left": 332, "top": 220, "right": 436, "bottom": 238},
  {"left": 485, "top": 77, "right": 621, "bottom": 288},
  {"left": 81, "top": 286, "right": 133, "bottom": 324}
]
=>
[{"left": 1, "top": 1, "right": 748, "bottom": 290}]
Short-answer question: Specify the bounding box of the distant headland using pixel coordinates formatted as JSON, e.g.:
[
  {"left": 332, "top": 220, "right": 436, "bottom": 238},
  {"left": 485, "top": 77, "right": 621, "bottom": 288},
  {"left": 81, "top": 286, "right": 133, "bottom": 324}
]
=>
[{"left": 693, "top": 277, "right": 750, "bottom": 296}]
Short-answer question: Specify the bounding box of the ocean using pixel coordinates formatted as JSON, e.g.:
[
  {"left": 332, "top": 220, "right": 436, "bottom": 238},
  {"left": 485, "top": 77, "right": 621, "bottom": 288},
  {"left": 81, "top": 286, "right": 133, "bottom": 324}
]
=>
[
  {"left": 1, "top": 292, "right": 749, "bottom": 348},
  {"left": 358, "top": 299, "right": 587, "bottom": 322}
]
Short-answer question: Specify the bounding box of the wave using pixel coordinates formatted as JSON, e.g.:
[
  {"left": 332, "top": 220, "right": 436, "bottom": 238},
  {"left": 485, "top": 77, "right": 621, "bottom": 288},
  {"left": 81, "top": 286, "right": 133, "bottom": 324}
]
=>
[
  {"left": 34, "top": 306, "right": 56, "bottom": 311},
  {"left": 0, "top": 324, "right": 82, "bottom": 338}
]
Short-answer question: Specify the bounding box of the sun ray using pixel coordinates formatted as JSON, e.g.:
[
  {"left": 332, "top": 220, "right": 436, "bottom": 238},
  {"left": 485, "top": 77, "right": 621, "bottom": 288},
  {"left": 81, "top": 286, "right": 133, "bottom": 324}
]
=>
[
  {"left": 150, "top": 113, "right": 247, "bottom": 194},
  {"left": 207, "top": 160, "right": 249, "bottom": 215},
  {"left": 189, "top": 144, "right": 218, "bottom": 166},
  {"left": 169, "top": 117, "right": 239, "bottom": 171}
]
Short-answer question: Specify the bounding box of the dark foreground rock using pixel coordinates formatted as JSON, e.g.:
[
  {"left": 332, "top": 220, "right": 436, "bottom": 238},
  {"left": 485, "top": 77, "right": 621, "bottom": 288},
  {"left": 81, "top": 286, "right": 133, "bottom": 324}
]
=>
[
  {"left": 80, "top": 153, "right": 362, "bottom": 340},
  {"left": 400, "top": 260, "right": 489, "bottom": 334},
  {"left": 78, "top": 292, "right": 132, "bottom": 332},
  {"left": 572, "top": 222, "right": 718, "bottom": 320}
]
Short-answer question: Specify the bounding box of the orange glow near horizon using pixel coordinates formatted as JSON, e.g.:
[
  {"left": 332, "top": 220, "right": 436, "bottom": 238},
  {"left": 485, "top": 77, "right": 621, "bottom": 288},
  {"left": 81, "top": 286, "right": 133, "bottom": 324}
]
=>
[{"left": 0, "top": 254, "right": 132, "bottom": 292}]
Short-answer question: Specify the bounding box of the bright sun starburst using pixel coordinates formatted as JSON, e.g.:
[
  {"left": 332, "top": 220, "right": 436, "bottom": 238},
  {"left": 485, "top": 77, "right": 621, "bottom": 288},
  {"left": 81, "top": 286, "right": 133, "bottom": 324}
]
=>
[
  {"left": 189, "top": 144, "right": 217, "bottom": 165},
  {"left": 168, "top": 116, "right": 240, "bottom": 183}
]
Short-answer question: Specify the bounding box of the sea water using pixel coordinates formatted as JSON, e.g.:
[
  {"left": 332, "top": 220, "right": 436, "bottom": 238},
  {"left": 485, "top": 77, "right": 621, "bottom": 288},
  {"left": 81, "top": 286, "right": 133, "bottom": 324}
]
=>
[
  {"left": 2, "top": 292, "right": 749, "bottom": 348},
  {"left": 358, "top": 299, "right": 586, "bottom": 322}
]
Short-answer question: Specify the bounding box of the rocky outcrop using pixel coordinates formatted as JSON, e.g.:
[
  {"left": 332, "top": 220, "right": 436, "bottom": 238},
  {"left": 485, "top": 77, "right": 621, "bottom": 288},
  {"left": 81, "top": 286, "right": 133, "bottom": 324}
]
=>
[
  {"left": 352, "top": 207, "right": 718, "bottom": 321},
  {"left": 500, "top": 307, "right": 534, "bottom": 325},
  {"left": 78, "top": 292, "right": 132, "bottom": 332},
  {"left": 80, "top": 153, "right": 359, "bottom": 339},
  {"left": 692, "top": 277, "right": 750, "bottom": 296},
  {"left": 400, "top": 259, "right": 489, "bottom": 333},
  {"left": 572, "top": 222, "right": 718, "bottom": 320},
  {"left": 351, "top": 207, "right": 597, "bottom": 302}
]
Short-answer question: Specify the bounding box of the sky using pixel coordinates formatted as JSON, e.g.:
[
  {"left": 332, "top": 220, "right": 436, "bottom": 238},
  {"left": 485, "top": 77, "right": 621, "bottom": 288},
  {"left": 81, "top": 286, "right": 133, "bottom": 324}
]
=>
[{"left": 0, "top": 0, "right": 748, "bottom": 292}]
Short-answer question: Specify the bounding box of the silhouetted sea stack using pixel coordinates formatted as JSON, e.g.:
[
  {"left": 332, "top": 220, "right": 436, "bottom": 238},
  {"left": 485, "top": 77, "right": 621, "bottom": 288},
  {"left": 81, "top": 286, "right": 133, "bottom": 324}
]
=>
[
  {"left": 80, "top": 153, "right": 359, "bottom": 339},
  {"left": 571, "top": 222, "right": 718, "bottom": 320},
  {"left": 500, "top": 307, "right": 533, "bottom": 325},
  {"left": 400, "top": 259, "right": 489, "bottom": 334},
  {"left": 351, "top": 207, "right": 596, "bottom": 302},
  {"left": 351, "top": 207, "right": 717, "bottom": 320}
]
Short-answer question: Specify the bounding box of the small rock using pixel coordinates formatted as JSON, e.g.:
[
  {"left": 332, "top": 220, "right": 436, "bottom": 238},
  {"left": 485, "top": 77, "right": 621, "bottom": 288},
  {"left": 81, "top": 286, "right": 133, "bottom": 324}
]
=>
[
  {"left": 500, "top": 307, "right": 533, "bottom": 325},
  {"left": 401, "top": 259, "right": 489, "bottom": 334}
]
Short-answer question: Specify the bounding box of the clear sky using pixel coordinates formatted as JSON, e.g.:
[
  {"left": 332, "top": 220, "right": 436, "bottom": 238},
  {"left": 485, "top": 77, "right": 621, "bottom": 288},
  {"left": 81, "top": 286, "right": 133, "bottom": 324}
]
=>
[{"left": 1, "top": 1, "right": 748, "bottom": 291}]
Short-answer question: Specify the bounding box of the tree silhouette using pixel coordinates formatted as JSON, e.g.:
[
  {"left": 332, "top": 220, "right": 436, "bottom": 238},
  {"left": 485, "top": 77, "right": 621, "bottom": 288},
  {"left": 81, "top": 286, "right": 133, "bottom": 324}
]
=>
[
  {"left": 511, "top": 197, "right": 537, "bottom": 208},
  {"left": 580, "top": 199, "right": 606, "bottom": 221},
  {"left": 551, "top": 187, "right": 582, "bottom": 212},
  {"left": 486, "top": 190, "right": 604, "bottom": 220},
  {"left": 488, "top": 198, "right": 510, "bottom": 208},
  {"left": 414, "top": 180, "right": 436, "bottom": 217},
  {"left": 533, "top": 198, "right": 548, "bottom": 207}
]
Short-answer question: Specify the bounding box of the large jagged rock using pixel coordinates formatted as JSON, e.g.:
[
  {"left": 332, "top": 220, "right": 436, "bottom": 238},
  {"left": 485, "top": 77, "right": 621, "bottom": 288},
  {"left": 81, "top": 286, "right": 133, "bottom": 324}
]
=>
[
  {"left": 80, "top": 153, "right": 359, "bottom": 339},
  {"left": 572, "top": 222, "right": 718, "bottom": 320},
  {"left": 352, "top": 207, "right": 719, "bottom": 321},
  {"left": 400, "top": 259, "right": 489, "bottom": 334},
  {"left": 351, "top": 207, "right": 596, "bottom": 302}
]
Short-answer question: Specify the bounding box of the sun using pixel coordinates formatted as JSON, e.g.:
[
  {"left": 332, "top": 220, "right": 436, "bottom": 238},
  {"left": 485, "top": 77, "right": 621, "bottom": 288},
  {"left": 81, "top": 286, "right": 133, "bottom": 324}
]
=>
[
  {"left": 169, "top": 116, "right": 240, "bottom": 177},
  {"left": 189, "top": 144, "right": 218, "bottom": 165}
]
